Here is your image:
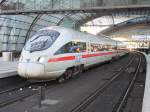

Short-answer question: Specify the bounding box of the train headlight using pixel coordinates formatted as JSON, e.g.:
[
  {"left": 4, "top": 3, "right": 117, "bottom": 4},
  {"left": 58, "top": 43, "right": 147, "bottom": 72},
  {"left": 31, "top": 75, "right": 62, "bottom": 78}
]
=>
[{"left": 38, "top": 56, "right": 46, "bottom": 63}]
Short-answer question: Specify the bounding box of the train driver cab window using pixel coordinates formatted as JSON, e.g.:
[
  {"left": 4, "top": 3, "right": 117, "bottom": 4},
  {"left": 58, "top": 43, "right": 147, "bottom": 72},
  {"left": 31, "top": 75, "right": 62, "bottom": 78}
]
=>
[
  {"left": 25, "top": 30, "right": 60, "bottom": 52},
  {"left": 55, "top": 41, "right": 86, "bottom": 55}
]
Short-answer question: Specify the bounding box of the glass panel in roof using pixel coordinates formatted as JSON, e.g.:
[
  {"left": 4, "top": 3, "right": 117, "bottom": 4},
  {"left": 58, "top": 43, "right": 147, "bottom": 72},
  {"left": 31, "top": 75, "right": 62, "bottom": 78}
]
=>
[
  {"left": 31, "top": 25, "right": 44, "bottom": 32},
  {"left": 17, "top": 36, "right": 25, "bottom": 43},
  {"left": 19, "top": 30, "right": 28, "bottom": 37},
  {"left": 39, "top": 16, "right": 59, "bottom": 24},
  {"left": 36, "top": 20, "right": 54, "bottom": 26},
  {"left": 59, "top": 17, "right": 75, "bottom": 28},
  {"left": 2, "top": 0, "right": 150, "bottom": 12},
  {"left": 70, "top": 14, "right": 83, "bottom": 21},
  {"left": 0, "top": 15, "right": 36, "bottom": 51}
]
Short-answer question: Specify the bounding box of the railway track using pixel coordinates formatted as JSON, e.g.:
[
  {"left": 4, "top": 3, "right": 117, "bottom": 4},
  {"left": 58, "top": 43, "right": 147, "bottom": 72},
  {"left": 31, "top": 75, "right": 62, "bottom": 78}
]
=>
[
  {"left": 0, "top": 79, "right": 54, "bottom": 107},
  {"left": 0, "top": 81, "right": 34, "bottom": 107},
  {"left": 0, "top": 76, "right": 26, "bottom": 92},
  {"left": 69, "top": 52, "right": 143, "bottom": 112},
  {"left": 0, "top": 53, "right": 139, "bottom": 109},
  {"left": 114, "top": 54, "right": 142, "bottom": 112}
]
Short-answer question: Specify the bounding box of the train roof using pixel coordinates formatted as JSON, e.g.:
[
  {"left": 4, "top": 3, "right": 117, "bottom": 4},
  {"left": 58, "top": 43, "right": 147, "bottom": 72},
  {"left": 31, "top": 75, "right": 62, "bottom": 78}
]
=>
[{"left": 40, "top": 26, "right": 118, "bottom": 45}]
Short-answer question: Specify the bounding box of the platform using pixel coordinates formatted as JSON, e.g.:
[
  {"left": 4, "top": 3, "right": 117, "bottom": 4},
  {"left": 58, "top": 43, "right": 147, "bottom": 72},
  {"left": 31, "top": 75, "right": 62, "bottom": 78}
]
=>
[
  {"left": 0, "top": 58, "right": 18, "bottom": 78},
  {"left": 142, "top": 53, "right": 150, "bottom": 112}
]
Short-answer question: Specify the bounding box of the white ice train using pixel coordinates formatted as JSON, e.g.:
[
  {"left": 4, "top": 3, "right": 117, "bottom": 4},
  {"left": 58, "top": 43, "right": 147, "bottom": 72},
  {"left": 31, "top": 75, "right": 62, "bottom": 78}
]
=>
[{"left": 18, "top": 26, "right": 127, "bottom": 82}]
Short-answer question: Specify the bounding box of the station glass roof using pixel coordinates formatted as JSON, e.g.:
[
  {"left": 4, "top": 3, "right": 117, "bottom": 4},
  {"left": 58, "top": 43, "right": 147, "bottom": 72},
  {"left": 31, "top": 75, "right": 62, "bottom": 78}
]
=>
[
  {"left": 0, "top": 13, "right": 97, "bottom": 51},
  {"left": 0, "top": 0, "right": 150, "bottom": 51},
  {"left": 0, "top": 0, "right": 99, "bottom": 51}
]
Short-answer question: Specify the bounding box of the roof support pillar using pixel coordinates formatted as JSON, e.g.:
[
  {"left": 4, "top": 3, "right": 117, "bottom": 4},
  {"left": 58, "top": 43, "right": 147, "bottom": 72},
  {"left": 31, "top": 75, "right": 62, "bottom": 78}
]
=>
[{"left": 25, "top": 14, "right": 42, "bottom": 44}]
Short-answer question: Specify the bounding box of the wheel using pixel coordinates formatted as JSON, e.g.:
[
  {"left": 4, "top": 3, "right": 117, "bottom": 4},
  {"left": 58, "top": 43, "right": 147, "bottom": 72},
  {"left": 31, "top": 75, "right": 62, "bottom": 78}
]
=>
[
  {"left": 72, "top": 65, "right": 84, "bottom": 78},
  {"left": 110, "top": 57, "right": 115, "bottom": 63},
  {"left": 72, "top": 67, "right": 79, "bottom": 78},
  {"left": 57, "top": 75, "right": 65, "bottom": 83},
  {"left": 64, "top": 69, "right": 73, "bottom": 80},
  {"left": 79, "top": 65, "right": 84, "bottom": 74}
]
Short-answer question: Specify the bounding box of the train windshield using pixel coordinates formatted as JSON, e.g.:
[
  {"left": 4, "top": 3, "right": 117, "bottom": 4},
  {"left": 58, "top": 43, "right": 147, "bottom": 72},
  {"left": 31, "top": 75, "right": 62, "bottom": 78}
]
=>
[{"left": 24, "top": 30, "right": 60, "bottom": 52}]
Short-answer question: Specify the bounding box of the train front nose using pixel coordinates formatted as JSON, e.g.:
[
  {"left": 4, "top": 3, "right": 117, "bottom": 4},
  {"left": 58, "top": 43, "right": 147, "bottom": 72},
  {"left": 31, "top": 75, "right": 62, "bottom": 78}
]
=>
[{"left": 18, "top": 62, "right": 45, "bottom": 79}]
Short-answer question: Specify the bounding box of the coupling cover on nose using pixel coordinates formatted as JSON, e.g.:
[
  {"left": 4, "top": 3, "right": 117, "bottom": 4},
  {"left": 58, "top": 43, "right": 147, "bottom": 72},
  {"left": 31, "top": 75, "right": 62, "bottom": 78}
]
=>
[{"left": 18, "top": 62, "right": 45, "bottom": 78}]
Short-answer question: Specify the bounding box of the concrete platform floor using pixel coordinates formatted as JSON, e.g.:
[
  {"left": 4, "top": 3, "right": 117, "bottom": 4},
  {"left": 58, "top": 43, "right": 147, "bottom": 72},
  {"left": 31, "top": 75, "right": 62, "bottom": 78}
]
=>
[{"left": 0, "top": 58, "right": 18, "bottom": 78}]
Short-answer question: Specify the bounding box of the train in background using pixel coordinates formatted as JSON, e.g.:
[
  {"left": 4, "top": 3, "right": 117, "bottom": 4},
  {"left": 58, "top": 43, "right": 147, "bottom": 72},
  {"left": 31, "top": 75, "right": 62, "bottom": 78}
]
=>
[{"left": 18, "top": 26, "right": 127, "bottom": 82}]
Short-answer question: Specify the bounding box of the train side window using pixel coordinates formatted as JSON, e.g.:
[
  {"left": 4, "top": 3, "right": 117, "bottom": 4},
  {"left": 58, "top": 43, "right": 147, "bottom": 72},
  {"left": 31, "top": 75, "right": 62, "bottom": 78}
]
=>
[
  {"left": 98, "top": 44, "right": 104, "bottom": 51},
  {"left": 55, "top": 42, "right": 72, "bottom": 55},
  {"left": 91, "top": 43, "right": 100, "bottom": 52},
  {"left": 73, "top": 42, "right": 86, "bottom": 53},
  {"left": 100, "top": 45, "right": 107, "bottom": 51},
  {"left": 107, "top": 45, "right": 116, "bottom": 51},
  {"left": 107, "top": 45, "right": 112, "bottom": 51},
  {"left": 90, "top": 44, "right": 117, "bottom": 52},
  {"left": 55, "top": 41, "right": 86, "bottom": 55}
]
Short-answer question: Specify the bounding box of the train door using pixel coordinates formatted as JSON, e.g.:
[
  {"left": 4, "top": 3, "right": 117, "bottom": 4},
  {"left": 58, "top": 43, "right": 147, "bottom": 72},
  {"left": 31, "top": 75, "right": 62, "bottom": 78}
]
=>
[
  {"left": 103, "top": 44, "right": 110, "bottom": 61},
  {"left": 74, "top": 41, "right": 86, "bottom": 66},
  {"left": 82, "top": 42, "right": 90, "bottom": 66},
  {"left": 75, "top": 52, "right": 81, "bottom": 65},
  {"left": 115, "top": 41, "right": 119, "bottom": 57},
  {"left": 87, "top": 42, "right": 98, "bottom": 66},
  {"left": 100, "top": 44, "right": 108, "bottom": 62}
]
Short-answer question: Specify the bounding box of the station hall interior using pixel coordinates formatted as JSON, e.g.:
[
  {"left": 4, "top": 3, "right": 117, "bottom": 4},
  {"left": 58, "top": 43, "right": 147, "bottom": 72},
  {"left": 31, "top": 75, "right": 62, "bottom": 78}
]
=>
[
  {"left": 0, "top": 0, "right": 150, "bottom": 57},
  {"left": 0, "top": 0, "right": 150, "bottom": 112}
]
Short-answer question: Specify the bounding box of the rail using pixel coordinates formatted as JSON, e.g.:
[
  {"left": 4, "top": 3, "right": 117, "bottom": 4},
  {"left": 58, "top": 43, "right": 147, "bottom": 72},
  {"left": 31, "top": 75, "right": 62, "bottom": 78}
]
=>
[{"left": 70, "top": 53, "right": 138, "bottom": 112}]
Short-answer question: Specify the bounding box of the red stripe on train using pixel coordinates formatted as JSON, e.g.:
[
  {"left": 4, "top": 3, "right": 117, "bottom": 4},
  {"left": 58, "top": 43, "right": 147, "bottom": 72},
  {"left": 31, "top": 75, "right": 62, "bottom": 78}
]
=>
[
  {"left": 48, "top": 56, "right": 76, "bottom": 62},
  {"left": 48, "top": 52, "right": 114, "bottom": 62}
]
